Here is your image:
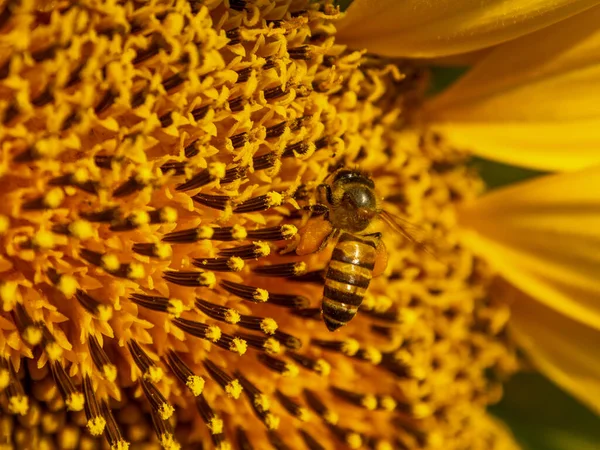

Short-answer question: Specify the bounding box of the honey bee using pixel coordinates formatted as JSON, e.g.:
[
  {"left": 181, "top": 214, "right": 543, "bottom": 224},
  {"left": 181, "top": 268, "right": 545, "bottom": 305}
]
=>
[{"left": 296, "top": 169, "right": 424, "bottom": 331}]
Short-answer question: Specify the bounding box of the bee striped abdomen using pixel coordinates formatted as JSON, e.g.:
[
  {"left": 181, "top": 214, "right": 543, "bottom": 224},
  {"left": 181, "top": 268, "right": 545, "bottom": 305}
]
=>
[{"left": 322, "top": 233, "right": 377, "bottom": 331}]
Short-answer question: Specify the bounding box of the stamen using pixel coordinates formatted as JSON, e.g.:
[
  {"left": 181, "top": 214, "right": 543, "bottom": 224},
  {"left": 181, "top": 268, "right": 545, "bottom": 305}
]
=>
[
  {"left": 328, "top": 424, "right": 363, "bottom": 450},
  {"left": 222, "top": 166, "right": 247, "bottom": 184},
  {"left": 236, "top": 67, "right": 252, "bottom": 83},
  {"left": 226, "top": 28, "right": 240, "bottom": 45},
  {"left": 273, "top": 330, "right": 302, "bottom": 350},
  {"left": 49, "top": 362, "right": 84, "bottom": 411},
  {"left": 235, "top": 371, "right": 280, "bottom": 430},
  {"left": 289, "top": 270, "right": 326, "bottom": 285},
  {"left": 246, "top": 225, "right": 298, "bottom": 241},
  {"left": 173, "top": 318, "right": 222, "bottom": 343},
  {"left": 4, "top": 359, "right": 28, "bottom": 415},
  {"left": 176, "top": 163, "right": 226, "bottom": 192},
  {"left": 282, "top": 141, "right": 311, "bottom": 158},
  {"left": 165, "top": 351, "right": 205, "bottom": 396},
  {"left": 161, "top": 160, "right": 187, "bottom": 176},
  {"left": 288, "top": 45, "right": 311, "bottom": 60},
  {"left": 162, "top": 270, "right": 216, "bottom": 288},
  {"left": 51, "top": 219, "right": 94, "bottom": 240},
  {"left": 266, "top": 292, "right": 310, "bottom": 309},
  {"left": 219, "top": 242, "right": 271, "bottom": 260},
  {"left": 191, "top": 193, "right": 232, "bottom": 211},
  {"left": 220, "top": 280, "right": 269, "bottom": 302},
  {"left": 265, "top": 121, "right": 287, "bottom": 139},
  {"left": 257, "top": 354, "right": 299, "bottom": 377},
  {"left": 150, "top": 409, "right": 181, "bottom": 450},
  {"left": 299, "top": 429, "right": 325, "bottom": 450},
  {"left": 263, "top": 85, "right": 286, "bottom": 100},
  {"left": 311, "top": 338, "right": 360, "bottom": 356},
  {"left": 112, "top": 170, "right": 154, "bottom": 197},
  {"left": 236, "top": 428, "right": 254, "bottom": 450},
  {"left": 83, "top": 375, "right": 106, "bottom": 436},
  {"left": 303, "top": 389, "right": 338, "bottom": 425},
  {"left": 230, "top": 132, "right": 248, "bottom": 148},
  {"left": 79, "top": 249, "right": 145, "bottom": 280},
  {"left": 253, "top": 262, "right": 307, "bottom": 277},
  {"left": 214, "top": 333, "right": 248, "bottom": 355},
  {"left": 184, "top": 139, "right": 201, "bottom": 158},
  {"left": 75, "top": 290, "right": 112, "bottom": 320},
  {"left": 132, "top": 242, "right": 173, "bottom": 259},
  {"left": 195, "top": 394, "right": 226, "bottom": 439},
  {"left": 268, "top": 431, "right": 291, "bottom": 450},
  {"left": 229, "top": 0, "right": 247, "bottom": 12},
  {"left": 291, "top": 307, "right": 322, "bottom": 321},
  {"left": 233, "top": 192, "right": 283, "bottom": 213},
  {"left": 46, "top": 268, "right": 78, "bottom": 298},
  {"left": 162, "top": 72, "right": 186, "bottom": 91},
  {"left": 80, "top": 206, "right": 121, "bottom": 223},
  {"left": 192, "top": 256, "right": 244, "bottom": 272},
  {"left": 127, "top": 340, "right": 163, "bottom": 383},
  {"left": 275, "top": 390, "right": 311, "bottom": 421},
  {"left": 203, "top": 360, "right": 243, "bottom": 399},
  {"left": 237, "top": 333, "right": 281, "bottom": 355},
  {"left": 162, "top": 225, "right": 247, "bottom": 243},
  {"left": 21, "top": 188, "right": 64, "bottom": 210},
  {"left": 94, "top": 90, "right": 117, "bottom": 115},
  {"left": 12, "top": 303, "right": 41, "bottom": 346},
  {"left": 330, "top": 386, "right": 378, "bottom": 411},
  {"left": 48, "top": 172, "right": 99, "bottom": 195},
  {"left": 88, "top": 335, "right": 117, "bottom": 382},
  {"left": 101, "top": 400, "right": 129, "bottom": 450},
  {"left": 253, "top": 152, "right": 277, "bottom": 170},
  {"left": 228, "top": 95, "right": 245, "bottom": 112},
  {"left": 195, "top": 298, "right": 242, "bottom": 324},
  {"left": 191, "top": 104, "right": 210, "bottom": 121},
  {"left": 287, "top": 352, "right": 331, "bottom": 376},
  {"left": 130, "top": 293, "right": 185, "bottom": 317},
  {"left": 140, "top": 378, "right": 174, "bottom": 420}
]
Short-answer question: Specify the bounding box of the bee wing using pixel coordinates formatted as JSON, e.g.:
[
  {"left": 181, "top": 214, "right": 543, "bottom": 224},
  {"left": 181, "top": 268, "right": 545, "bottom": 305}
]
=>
[{"left": 379, "top": 210, "right": 435, "bottom": 255}]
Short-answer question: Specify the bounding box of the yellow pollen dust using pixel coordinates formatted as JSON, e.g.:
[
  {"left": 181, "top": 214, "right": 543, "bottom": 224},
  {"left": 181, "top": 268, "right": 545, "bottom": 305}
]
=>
[
  {"left": 208, "top": 417, "right": 224, "bottom": 435},
  {"left": 347, "top": 433, "right": 363, "bottom": 449},
  {"left": 32, "top": 230, "right": 55, "bottom": 249},
  {"left": 87, "top": 416, "right": 107, "bottom": 436},
  {"left": 282, "top": 363, "right": 299, "bottom": 377},
  {"left": 201, "top": 272, "right": 216, "bottom": 288},
  {"left": 253, "top": 288, "right": 269, "bottom": 302},
  {"left": 97, "top": 304, "right": 113, "bottom": 321},
  {"left": 379, "top": 396, "right": 397, "bottom": 411},
  {"left": 253, "top": 394, "right": 270, "bottom": 413},
  {"left": 197, "top": 226, "right": 214, "bottom": 240},
  {"left": 254, "top": 242, "right": 271, "bottom": 257},
  {"left": 102, "top": 364, "right": 118, "bottom": 383},
  {"left": 225, "top": 379, "right": 243, "bottom": 399},
  {"left": 341, "top": 339, "right": 360, "bottom": 356},
  {"left": 314, "top": 359, "right": 331, "bottom": 376},
  {"left": 229, "top": 338, "right": 247, "bottom": 355},
  {"left": 0, "top": 215, "right": 9, "bottom": 234},
  {"left": 23, "top": 326, "right": 42, "bottom": 346},
  {"left": 158, "top": 402, "right": 175, "bottom": 420},
  {"left": 8, "top": 395, "right": 29, "bottom": 415},
  {"left": 224, "top": 308, "right": 241, "bottom": 324},
  {"left": 206, "top": 325, "right": 222, "bottom": 342},
  {"left": 294, "top": 261, "right": 307, "bottom": 275},
  {"left": 144, "top": 366, "right": 164, "bottom": 383},
  {"left": 361, "top": 395, "right": 378, "bottom": 411},
  {"left": 57, "top": 275, "right": 78, "bottom": 297},
  {"left": 376, "top": 441, "right": 394, "bottom": 450},
  {"left": 362, "top": 347, "right": 383, "bottom": 364},
  {"left": 66, "top": 392, "right": 85, "bottom": 411},
  {"left": 227, "top": 256, "right": 244, "bottom": 272},
  {"left": 208, "top": 162, "right": 226, "bottom": 178},
  {"left": 43, "top": 188, "right": 64, "bottom": 208},
  {"left": 230, "top": 224, "right": 247, "bottom": 240},
  {"left": 160, "top": 433, "right": 181, "bottom": 450},
  {"left": 280, "top": 224, "right": 298, "bottom": 239},
  {"left": 186, "top": 375, "right": 204, "bottom": 396},
  {"left": 264, "top": 338, "right": 281, "bottom": 355},
  {"left": 0, "top": 282, "right": 18, "bottom": 311},
  {"left": 0, "top": 369, "right": 9, "bottom": 390},
  {"left": 101, "top": 254, "right": 120, "bottom": 272},
  {"left": 265, "top": 413, "right": 280, "bottom": 431},
  {"left": 260, "top": 318, "right": 278, "bottom": 334},
  {"left": 135, "top": 168, "right": 154, "bottom": 184},
  {"left": 68, "top": 220, "right": 93, "bottom": 240},
  {"left": 160, "top": 207, "right": 177, "bottom": 223},
  {"left": 216, "top": 444, "right": 232, "bottom": 450},
  {"left": 130, "top": 210, "right": 150, "bottom": 226},
  {"left": 298, "top": 408, "right": 311, "bottom": 422},
  {"left": 412, "top": 402, "right": 432, "bottom": 418},
  {"left": 45, "top": 342, "right": 63, "bottom": 361},
  {"left": 71, "top": 168, "right": 89, "bottom": 184},
  {"left": 167, "top": 299, "right": 185, "bottom": 318},
  {"left": 324, "top": 410, "right": 339, "bottom": 425},
  {"left": 111, "top": 439, "right": 130, "bottom": 450},
  {"left": 127, "top": 263, "right": 145, "bottom": 280},
  {"left": 266, "top": 191, "right": 283, "bottom": 207},
  {"left": 154, "top": 243, "right": 173, "bottom": 260}
]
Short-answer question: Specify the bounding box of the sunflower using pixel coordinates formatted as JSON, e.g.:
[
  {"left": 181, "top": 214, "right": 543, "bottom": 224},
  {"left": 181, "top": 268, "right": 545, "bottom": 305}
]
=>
[{"left": 0, "top": 1, "right": 596, "bottom": 449}]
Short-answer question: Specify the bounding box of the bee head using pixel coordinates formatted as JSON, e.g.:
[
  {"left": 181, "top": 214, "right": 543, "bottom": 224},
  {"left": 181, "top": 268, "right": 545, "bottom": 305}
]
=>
[{"left": 330, "top": 170, "right": 378, "bottom": 232}]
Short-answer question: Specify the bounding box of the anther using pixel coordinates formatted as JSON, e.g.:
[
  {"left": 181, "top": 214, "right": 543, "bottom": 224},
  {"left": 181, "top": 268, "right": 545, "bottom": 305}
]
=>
[
  {"left": 253, "top": 262, "right": 307, "bottom": 277},
  {"left": 112, "top": 171, "right": 154, "bottom": 197},
  {"left": 299, "top": 429, "right": 325, "bottom": 450},
  {"left": 173, "top": 318, "right": 221, "bottom": 342},
  {"left": 246, "top": 225, "right": 298, "bottom": 241},
  {"left": 128, "top": 340, "right": 163, "bottom": 383},
  {"left": 226, "top": 28, "right": 240, "bottom": 45},
  {"left": 291, "top": 307, "right": 322, "bottom": 320},
  {"left": 48, "top": 172, "right": 99, "bottom": 195},
  {"left": 303, "top": 389, "right": 338, "bottom": 425},
  {"left": 141, "top": 378, "right": 174, "bottom": 420},
  {"left": 228, "top": 95, "right": 245, "bottom": 112},
  {"left": 160, "top": 111, "right": 174, "bottom": 127},
  {"left": 195, "top": 395, "right": 224, "bottom": 436},
  {"left": 132, "top": 242, "right": 173, "bottom": 259},
  {"left": 275, "top": 390, "right": 311, "bottom": 421},
  {"left": 257, "top": 354, "right": 299, "bottom": 377},
  {"left": 220, "top": 280, "right": 268, "bottom": 302},
  {"left": 191, "top": 104, "right": 210, "bottom": 121},
  {"left": 229, "top": 132, "right": 248, "bottom": 148},
  {"left": 236, "top": 67, "right": 252, "bottom": 83},
  {"left": 49, "top": 362, "right": 84, "bottom": 411},
  {"left": 51, "top": 219, "right": 94, "bottom": 240},
  {"left": 151, "top": 408, "right": 181, "bottom": 450},
  {"left": 163, "top": 270, "right": 216, "bottom": 288},
  {"left": 75, "top": 290, "right": 112, "bottom": 320},
  {"left": 221, "top": 165, "right": 247, "bottom": 184},
  {"left": 263, "top": 85, "right": 286, "bottom": 100},
  {"left": 12, "top": 303, "right": 41, "bottom": 346},
  {"left": 268, "top": 431, "right": 291, "bottom": 450},
  {"left": 311, "top": 338, "right": 360, "bottom": 356},
  {"left": 219, "top": 242, "right": 270, "bottom": 260},
  {"left": 235, "top": 371, "right": 279, "bottom": 430},
  {"left": 83, "top": 375, "right": 106, "bottom": 436},
  {"left": 80, "top": 206, "right": 122, "bottom": 223},
  {"left": 236, "top": 428, "right": 254, "bottom": 450},
  {"left": 229, "top": 0, "right": 247, "bottom": 11},
  {"left": 203, "top": 360, "right": 243, "bottom": 399},
  {"left": 253, "top": 152, "right": 277, "bottom": 170},
  {"left": 163, "top": 224, "right": 247, "bottom": 243},
  {"left": 46, "top": 268, "right": 78, "bottom": 298},
  {"left": 4, "top": 359, "right": 28, "bottom": 415},
  {"left": 237, "top": 333, "right": 281, "bottom": 355},
  {"left": 184, "top": 139, "right": 201, "bottom": 158},
  {"left": 288, "top": 45, "right": 311, "bottom": 60},
  {"left": 192, "top": 257, "right": 244, "bottom": 272},
  {"left": 101, "top": 401, "right": 129, "bottom": 450},
  {"left": 233, "top": 192, "right": 283, "bottom": 213},
  {"left": 273, "top": 330, "right": 302, "bottom": 350},
  {"left": 162, "top": 72, "right": 186, "bottom": 91},
  {"left": 79, "top": 249, "right": 145, "bottom": 280},
  {"left": 130, "top": 293, "right": 185, "bottom": 317},
  {"left": 265, "top": 121, "right": 287, "bottom": 139},
  {"left": 287, "top": 353, "right": 331, "bottom": 376},
  {"left": 329, "top": 424, "right": 363, "bottom": 449},
  {"left": 192, "top": 193, "right": 231, "bottom": 211},
  {"left": 176, "top": 163, "right": 226, "bottom": 192},
  {"left": 282, "top": 141, "right": 311, "bottom": 158},
  {"left": 94, "top": 90, "right": 117, "bottom": 115},
  {"left": 88, "top": 335, "right": 117, "bottom": 382},
  {"left": 266, "top": 292, "right": 310, "bottom": 309},
  {"left": 21, "top": 188, "right": 64, "bottom": 210},
  {"left": 165, "top": 351, "right": 204, "bottom": 396},
  {"left": 330, "top": 386, "right": 378, "bottom": 410},
  {"left": 214, "top": 333, "right": 248, "bottom": 355}
]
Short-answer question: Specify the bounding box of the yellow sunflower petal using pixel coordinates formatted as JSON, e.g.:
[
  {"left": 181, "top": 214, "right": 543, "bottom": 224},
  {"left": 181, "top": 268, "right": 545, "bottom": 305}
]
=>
[
  {"left": 501, "top": 280, "right": 600, "bottom": 415},
  {"left": 458, "top": 165, "right": 600, "bottom": 331},
  {"left": 335, "top": 0, "right": 600, "bottom": 58},
  {"left": 425, "top": 5, "right": 600, "bottom": 171}
]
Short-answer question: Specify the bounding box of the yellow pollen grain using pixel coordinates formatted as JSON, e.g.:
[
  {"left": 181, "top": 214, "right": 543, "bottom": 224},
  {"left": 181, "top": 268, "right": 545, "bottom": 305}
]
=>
[
  {"left": 102, "top": 364, "right": 117, "bottom": 382},
  {"left": 341, "top": 339, "right": 359, "bottom": 356},
  {"left": 363, "top": 347, "right": 382, "bottom": 365},
  {"left": 160, "top": 207, "right": 177, "bottom": 223},
  {"left": 154, "top": 243, "right": 173, "bottom": 260},
  {"left": 23, "top": 326, "right": 42, "bottom": 346},
  {"left": 208, "top": 417, "right": 223, "bottom": 435},
  {"left": 282, "top": 363, "right": 299, "bottom": 377},
  {"left": 127, "top": 263, "right": 145, "bottom": 280},
  {"left": 167, "top": 299, "right": 184, "bottom": 318},
  {"left": 253, "top": 394, "right": 270, "bottom": 412},
  {"left": 68, "top": 220, "right": 93, "bottom": 240},
  {"left": 0, "top": 282, "right": 18, "bottom": 311},
  {"left": 32, "top": 230, "right": 55, "bottom": 249},
  {"left": 45, "top": 342, "right": 63, "bottom": 361},
  {"left": 158, "top": 402, "right": 174, "bottom": 420},
  {"left": 254, "top": 241, "right": 271, "bottom": 257},
  {"left": 298, "top": 407, "right": 311, "bottom": 422},
  {"left": 264, "top": 338, "right": 281, "bottom": 355},
  {"left": 225, "top": 379, "right": 243, "bottom": 399},
  {"left": 0, "top": 369, "right": 9, "bottom": 390},
  {"left": 8, "top": 395, "right": 29, "bottom": 415},
  {"left": 144, "top": 366, "right": 163, "bottom": 383},
  {"left": 186, "top": 375, "right": 204, "bottom": 396},
  {"left": 201, "top": 272, "right": 216, "bottom": 288},
  {"left": 314, "top": 359, "right": 331, "bottom": 376},
  {"left": 347, "top": 433, "right": 362, "bottom": 449},
  {"left": 376, "top": 441, "right": 393, "bottom": 450},
  {"left": 208, "top": 162, "right": 226, "bottom": 179},
  {"left": 224, "top": 309, "right": 241, "bottom": 324},
  {"left": 66, "top": 392, "right": 85, "bottom": 411},
  {"left": 253, "top": 288, "right": 269, "bottom": 302},
  {"left": 0, "top": 215, "right": 9, "bottom": 234},
  {"left": 206, "top": 325, "right": 222, "bottom": 342},
  {"left": 230, "top": 224, "right": 247, "bottom": 240},
  {"left": 265, "top": 413, "right": 280, "bottom": 430},
  {"left": 266, "top": 191, "right": 283, "bottom": 207},
  {"left": 101, "top": 254, "right": 120, "bottom": 272},
  {"left": 361, "top": 395, "right": 378, "bottom": 411},
  {"left": 86, "top": 416, "right": 106, "bottom": 436},
  {"left": 294, "top": 261, "right": 307, "bottom": 275},
  {"left": 229, "top": 338, "right": 247, "bottom": 356},
  {"left": 97, "top": 305, "right": 113, "bottom": 321},
  {"left": 111, "top": 439, "right": 130, "bottom": 450},
  {"left": 135, "top": 168, "right": 154, "bottom": 184},
  {"left": 379, "top": 396, "right": 397, "bottom": 411},
  {"left": 197, "top": 226, "right": 214, "bottom": 239},
  {"left": 281, "top": 224, "right": 298, "bottom": 239},
  {"left": 227, "top": 256, "right": 244, "bottom": 272},
  {"left": 57, "top": 275, "right": 78, "bottom": 297},
  {"left": 160, "top": 433, "right": 180, "bottom": 450},
  {"left": 43, "top": 188, "right": 64, "bottom": 208},
  {"left": 323, "top": 410, "right": 338, "bottom": 425},
  {"left": 216, "top": 443, "right": 231, "bottom": 450},
  {"left": 260, "top": 318, "right": 278, "bottom": 334},
  {"left": 412, "top": 402, "right": 432, "bottom": 418},
  {"left": 130, "top": 210, "right": 150, "bottom": 226},
  {"left": 71, "top": 167, "right": 89, "bottom": 184}
]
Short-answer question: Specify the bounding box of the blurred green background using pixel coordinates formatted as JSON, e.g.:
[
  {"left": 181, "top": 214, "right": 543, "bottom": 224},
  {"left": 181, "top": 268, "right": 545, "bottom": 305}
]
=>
[{"left": 333, "top": 0, "right": 600, "bottom": 447}]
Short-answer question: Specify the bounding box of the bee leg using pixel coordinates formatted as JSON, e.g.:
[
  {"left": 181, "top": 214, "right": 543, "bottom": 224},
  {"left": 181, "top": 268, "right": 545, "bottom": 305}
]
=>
[
  {"left": 302, "top": 203, "right": 329, "bottom": 219},
  {"left": 318, "top": 228, "right": 338, "bottom": 252},
  {"left": 363, "top": 232, "right": 382, "bottom": 241},
  {"left": 317, "top": 183, "right": 334, "bottom": 205}
]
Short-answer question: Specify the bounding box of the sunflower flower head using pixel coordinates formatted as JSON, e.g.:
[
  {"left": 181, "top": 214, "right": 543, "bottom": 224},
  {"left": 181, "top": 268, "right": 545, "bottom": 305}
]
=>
[{"left": 0, "top": 1, "right": 518, "bottom": 449}]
